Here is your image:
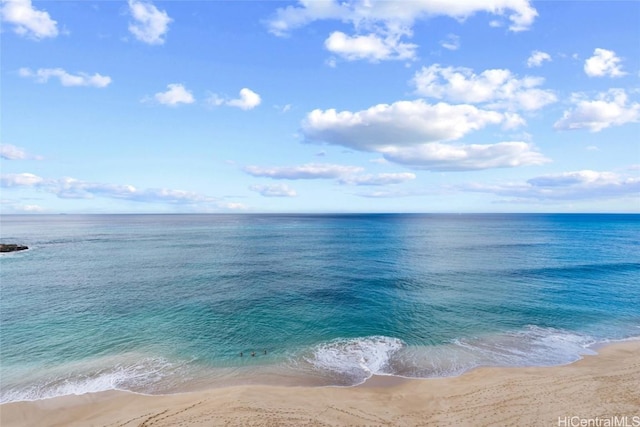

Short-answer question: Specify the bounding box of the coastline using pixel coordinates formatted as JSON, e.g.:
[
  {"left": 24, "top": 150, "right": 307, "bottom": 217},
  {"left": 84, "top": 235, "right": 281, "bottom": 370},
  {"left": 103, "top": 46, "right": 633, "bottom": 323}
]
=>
[{"left": 2, "top": 340, "right": 638, "bottom": 427}]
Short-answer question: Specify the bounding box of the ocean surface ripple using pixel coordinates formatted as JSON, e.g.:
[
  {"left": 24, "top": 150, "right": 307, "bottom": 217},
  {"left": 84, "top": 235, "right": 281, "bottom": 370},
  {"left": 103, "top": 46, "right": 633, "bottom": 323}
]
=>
[{"left": 1, "top": 213, "right": 639, "bottom": 402}]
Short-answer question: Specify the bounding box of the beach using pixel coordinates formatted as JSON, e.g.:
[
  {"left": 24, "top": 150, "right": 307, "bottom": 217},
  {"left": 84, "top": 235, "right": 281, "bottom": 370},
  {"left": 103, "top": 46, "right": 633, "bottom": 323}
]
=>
[
  {"left": 2, "top": 214, "right": 639, "bottom": 425},
  {"left": 2, "top": 340, "right": 638, "bottom": 427}
]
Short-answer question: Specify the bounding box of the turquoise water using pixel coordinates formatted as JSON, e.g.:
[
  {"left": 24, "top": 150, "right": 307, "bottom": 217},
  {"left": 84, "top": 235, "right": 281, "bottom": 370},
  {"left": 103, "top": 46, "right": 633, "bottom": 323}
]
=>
[{"left": 1, "top": 214, "right": 639, "bottom": 402}]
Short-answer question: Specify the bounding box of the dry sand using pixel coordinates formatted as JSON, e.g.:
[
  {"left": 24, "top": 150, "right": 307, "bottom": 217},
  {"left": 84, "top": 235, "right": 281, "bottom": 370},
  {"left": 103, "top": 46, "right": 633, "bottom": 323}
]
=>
[{"left": 2, "top": 341, "right": 639, "bottom": 427}]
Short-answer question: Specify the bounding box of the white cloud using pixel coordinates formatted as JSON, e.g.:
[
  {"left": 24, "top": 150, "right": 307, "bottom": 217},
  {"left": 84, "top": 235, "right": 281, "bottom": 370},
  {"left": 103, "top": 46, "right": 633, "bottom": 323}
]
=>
[
  {"left": 369, "top": 158, "right": 388, "bottom": 164},
  {"left": 245, "top": 163, "right": 418, "bottom": 187},
  {"left": 0, "top": 143, "right": 42, "bottom": 160},
  {"left": 1, "top": 172, "right": 44, "bottom": 187},
  {"left": 205, "top": 93, "right": 225, "bottom": 106},
  {"left": 412, "top": 64, "right": 556, "bottom": 111},
  {"left": 0, "top": 173, "right": 245, "bottom": 209},
  {"left": 355, "top": 189, "right": 413, "bottom": 198},
  {"left": 354, "top": 188, "right": 440, "bottom": 198},
  {"left": 219, "top": 202, "right": 247, "bottom": 210},
  {"left": 249, "top": 184, "right": 298, "bottom": 197},
  {"left": 554, "top": 89, "right": 640, "bottom": 132},
  {"left": 226, "top": 88, "right": 261, "bottom": 110},
  {"left": 1, "top": 0, "right": 58, "bottom": 40},
  {"left": 301, "top": 99, "right": 548, "bottom": 171},
  {"left": 324, "top": 31, "right": 417, "bottom": 62},
  {"left": 464, "top": 170, "right": 640, "bottom": 201},
  {"left": 244, "top": 163, "right": 363, "bottom": 180},
  {"left": 526, "top": 50, "right": 551, "bottom": 68},
  {"left": 303, "top": 99, "right": 509, "bottom": 152},
  {"left": 267, "top": 0, "right": 537, "bottom": 36},
  {"left": 502, "top": 112, "right": 527, "bottom": 129},
  {"left": 18, "top": 204, "right": 45, "bottom": 212},
  {"left": 208, "top": 88, "right": 261, "bottom": 110},
  {"left": 267, "top": 0, "right": 536, "bottom": 62},
  {"left": 0, "top": 199, "right": 46, "bottom": 213},
  {"left": 128, "top": 0, "right": 172, "bottom": 45},
  {"left": 339, "top": 172, "right": 416, "bottom": 185},
  {"left": 584, "top": 48, "right": 626, "bottom": 77},
  {"left": 18, "top": 68, "right": 112, "bottom": 88},
  {"left": 325, "top": 57, "right": 337, "bottom": 68},
  {"left": 153, "top": 83, "right": 195, "bottom": 106},
  {"left": 382, "top": 141, "right": 549, "bottom": 171},
  {"left": 440, "top": 34, "right": 460, "bottom": 51}
]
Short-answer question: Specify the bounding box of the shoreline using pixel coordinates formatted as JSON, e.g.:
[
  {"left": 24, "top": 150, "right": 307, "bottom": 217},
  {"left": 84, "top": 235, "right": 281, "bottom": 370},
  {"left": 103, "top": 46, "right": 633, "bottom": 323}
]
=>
[{"left": 2, "top": 340, "right": 638, "bottom": 427}]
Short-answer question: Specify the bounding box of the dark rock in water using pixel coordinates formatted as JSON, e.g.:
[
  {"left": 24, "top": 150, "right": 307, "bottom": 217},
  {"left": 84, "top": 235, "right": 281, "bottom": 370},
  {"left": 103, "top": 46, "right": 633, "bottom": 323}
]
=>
[{"left": 0, "top": 244, "right": 29, "bottom": 253}]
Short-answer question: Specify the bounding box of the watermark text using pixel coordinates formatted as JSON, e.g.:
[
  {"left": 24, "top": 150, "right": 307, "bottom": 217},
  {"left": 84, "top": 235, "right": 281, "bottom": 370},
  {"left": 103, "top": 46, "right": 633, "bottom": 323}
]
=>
[{"left": 558, "top": 416, "right": 640, "bottom": 427}]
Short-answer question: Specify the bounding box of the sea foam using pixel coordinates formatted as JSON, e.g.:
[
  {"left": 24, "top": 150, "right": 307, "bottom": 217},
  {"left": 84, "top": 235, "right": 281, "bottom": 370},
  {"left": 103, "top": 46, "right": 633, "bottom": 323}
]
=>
[
  {"left": 297, "top": 326, "right": 600, "bottom": 386},
  {"left": 0, "top": 354, "right": 185, "bottom": 403},
  {"left": 303, "top": 336, "right": 404, "bottom": 385},
  {"left": 388, "top": 326, "right": 598, "bottom": 380}
]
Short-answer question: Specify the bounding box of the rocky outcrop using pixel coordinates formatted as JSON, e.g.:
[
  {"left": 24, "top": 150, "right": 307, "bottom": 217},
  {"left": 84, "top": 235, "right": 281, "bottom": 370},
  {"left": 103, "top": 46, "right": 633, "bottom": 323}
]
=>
[{"left": 0, "top": 244, "right": 29, "bottom": 253}]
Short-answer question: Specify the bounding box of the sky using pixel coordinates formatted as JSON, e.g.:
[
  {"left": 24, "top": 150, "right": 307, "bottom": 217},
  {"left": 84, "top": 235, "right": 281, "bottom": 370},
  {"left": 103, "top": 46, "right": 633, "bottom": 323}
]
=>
[{"left": 1, "top": 0, "right": 639, "bottom": 214}]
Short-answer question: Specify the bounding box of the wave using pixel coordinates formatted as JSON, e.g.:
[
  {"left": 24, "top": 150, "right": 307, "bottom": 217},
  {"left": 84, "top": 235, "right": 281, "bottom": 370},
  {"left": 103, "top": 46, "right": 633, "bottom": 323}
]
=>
[
  {"left": 301, "top": 336, "right": 404, "bottom": 385},
  {"left": 0, "top": 353, "right": 189, "bottom": 403},
  {"left": 294, "top": 326, "right": 604, "bottom": 386},
  {"left": 2, "top": 326, "right": 636, "bottom": 402}
]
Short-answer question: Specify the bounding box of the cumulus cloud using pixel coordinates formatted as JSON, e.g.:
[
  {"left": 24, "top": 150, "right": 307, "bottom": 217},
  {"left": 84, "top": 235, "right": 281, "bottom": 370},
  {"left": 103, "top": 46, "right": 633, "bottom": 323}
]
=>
[
  {"left": 226, "top": 88, "right": 261, "bottom": 110},
  {"left": 0, "top": 144, "right": 42, "bottom": 160},
  {"left": 249, "top": 184, "right": 298, "bottom": 197},
  {"left": 128, "top": 0, "right": 172, "bottom": 45},
  {"left": 464, "top": 170, "right": 640, "bottom": 201},
  {"left": 18, "top": 68, "right": 112, "bottom": 88},
  {"left": 339, "top": 172, "right": 416, "bottom": 185},
  {"left": 324, "top": 31, "right": 416, "bottom": 62},
  {"left": 244, "top": 163, "right": 363, "bottom": 180},
  {"left": 554, "top": 89, "right": 640, "bottom": 132},
  {"left": 412, "top": 64, "right": 556, "bottom": 111},
  {"left": 1, "top": 0, "right": 58, "bottom": 39},
  {"left": 584, "top": 48, "right": 626, "bottom": 77},
  {"left": 303, "top": 99, "right": 512, "bottom": 152},
  {"left": 440, "top": 34, "right": 460, "bottom": 51},
  {"left": 267, "top": 0, "right": 536, "bottom": 62},
  {"left": 526, "top": 50, "right": 551, "bottom": 67},
  {"left": 207, "top": 88, "right": 262, "bottom": 110},
  {"left": 301, "top": 99, "right": 548, "bottom": 171},
  {"left": 382, "top": 141, "right": 549, "bottom": 171},
  {"left": 153, "top": 83, "right": 195, "bottom": 106}
]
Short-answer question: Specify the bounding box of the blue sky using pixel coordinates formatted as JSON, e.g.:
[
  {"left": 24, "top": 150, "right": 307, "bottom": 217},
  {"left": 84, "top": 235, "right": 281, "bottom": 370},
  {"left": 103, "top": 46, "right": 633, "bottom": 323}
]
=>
[{"left": 1, "top": 0, "right": 639, "bottom": 213}]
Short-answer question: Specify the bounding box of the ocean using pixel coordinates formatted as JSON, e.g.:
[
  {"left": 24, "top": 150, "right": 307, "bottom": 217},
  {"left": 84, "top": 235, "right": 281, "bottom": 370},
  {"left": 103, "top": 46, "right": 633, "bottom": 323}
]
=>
[{"left": 1, "top": 213, "right": 639, "bottom": 402}]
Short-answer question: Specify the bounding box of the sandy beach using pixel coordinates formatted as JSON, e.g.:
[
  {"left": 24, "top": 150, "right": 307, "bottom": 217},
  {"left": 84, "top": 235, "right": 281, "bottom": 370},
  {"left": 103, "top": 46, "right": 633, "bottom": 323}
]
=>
[{"left": 2, "top": 340, "right": 638, "bottom": 427}]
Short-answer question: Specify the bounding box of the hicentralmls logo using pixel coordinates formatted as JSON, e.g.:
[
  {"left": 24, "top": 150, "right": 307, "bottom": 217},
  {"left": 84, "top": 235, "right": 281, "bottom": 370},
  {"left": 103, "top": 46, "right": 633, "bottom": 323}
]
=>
[{"left": 558, "top": 416, "right": 640, "bottom": 427}]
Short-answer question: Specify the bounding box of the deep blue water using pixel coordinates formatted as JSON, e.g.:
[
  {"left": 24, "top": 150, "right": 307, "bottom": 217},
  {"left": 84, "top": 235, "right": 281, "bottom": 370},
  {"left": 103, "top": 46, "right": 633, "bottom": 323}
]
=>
[{"left": 1, "top": 214, "right": 639, "bottom": 402}]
